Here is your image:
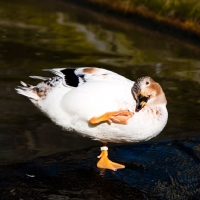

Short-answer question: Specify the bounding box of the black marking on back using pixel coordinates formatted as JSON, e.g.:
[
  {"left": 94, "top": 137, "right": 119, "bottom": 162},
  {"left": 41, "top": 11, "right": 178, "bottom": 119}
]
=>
[
  {"left": 61, "top": 68, "right": 79, "bottom": 87},
  {"left": 44, "top": 76, "right": 61, "bottom": 87},
  {"left": 79, "top": 74, "right": 86, "bottom": 83}
]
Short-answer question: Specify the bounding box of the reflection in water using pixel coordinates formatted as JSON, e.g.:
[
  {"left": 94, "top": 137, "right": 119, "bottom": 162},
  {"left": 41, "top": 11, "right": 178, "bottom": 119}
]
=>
[
  {"left": 57, "top": 12, "right": 108, "bottom": 52},
  {"left": 175, "top": 70, "right": 200, "bottom": 84},
  {"left": 56, "top": 11, "right": 139, "bottom": 66},
  {"left": 0, "top": 0, "right": 199, "bottom": 166},
  {"left": 0, "top": 20, "right": 47, "bottom": 32}
]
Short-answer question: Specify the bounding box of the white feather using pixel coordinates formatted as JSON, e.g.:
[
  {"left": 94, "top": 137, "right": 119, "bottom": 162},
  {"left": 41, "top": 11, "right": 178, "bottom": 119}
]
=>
[
  {"left": 16, "top": 67, "right": 168, "bottom": 143},
  {"left": 29, "top": 76, "right": 49, "bottom": 80}
]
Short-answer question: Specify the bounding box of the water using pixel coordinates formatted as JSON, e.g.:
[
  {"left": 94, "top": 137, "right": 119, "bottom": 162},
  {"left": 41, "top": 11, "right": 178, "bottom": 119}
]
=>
[{"left": 0, "top": 0, "right": 200, "bottom": 198}]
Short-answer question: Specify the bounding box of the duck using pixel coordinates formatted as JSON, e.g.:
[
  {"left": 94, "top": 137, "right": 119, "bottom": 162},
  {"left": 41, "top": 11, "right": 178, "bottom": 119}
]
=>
[{"left": 16, "top": 67, "right": 168, "bottom": 171}]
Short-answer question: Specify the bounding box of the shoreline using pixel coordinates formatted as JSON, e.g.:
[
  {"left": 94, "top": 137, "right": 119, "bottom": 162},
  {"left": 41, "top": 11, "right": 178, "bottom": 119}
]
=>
[{"left": 67, "top": 0, "right": 200, "bottom": 46}]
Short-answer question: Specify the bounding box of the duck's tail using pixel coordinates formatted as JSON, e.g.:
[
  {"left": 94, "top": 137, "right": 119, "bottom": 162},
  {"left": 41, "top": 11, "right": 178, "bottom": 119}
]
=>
[{"left": 15, "top": 81, "right": 40, "bottom": 100}]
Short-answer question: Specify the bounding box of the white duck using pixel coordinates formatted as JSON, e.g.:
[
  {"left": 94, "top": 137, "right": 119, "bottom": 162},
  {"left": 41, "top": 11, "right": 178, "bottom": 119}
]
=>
[{"left": 16, "top": 67, "right": 168, "bottom": 171}]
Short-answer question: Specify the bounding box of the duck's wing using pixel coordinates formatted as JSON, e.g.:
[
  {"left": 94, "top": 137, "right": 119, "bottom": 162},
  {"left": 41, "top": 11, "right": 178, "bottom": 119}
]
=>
[{"left": 43, "top": 67, "right": 134, "bottom": 87}]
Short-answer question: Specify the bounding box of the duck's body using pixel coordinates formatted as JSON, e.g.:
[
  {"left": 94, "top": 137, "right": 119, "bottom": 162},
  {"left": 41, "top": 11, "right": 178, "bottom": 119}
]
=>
[{"left": 16, "top": 67, "right": 168, "bottom": 171}]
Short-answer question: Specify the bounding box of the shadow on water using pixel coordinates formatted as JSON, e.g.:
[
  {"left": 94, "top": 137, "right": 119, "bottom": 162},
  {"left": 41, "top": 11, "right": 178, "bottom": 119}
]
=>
[{"left": 0, "top": 0, "right": 200, "bottom": 198}]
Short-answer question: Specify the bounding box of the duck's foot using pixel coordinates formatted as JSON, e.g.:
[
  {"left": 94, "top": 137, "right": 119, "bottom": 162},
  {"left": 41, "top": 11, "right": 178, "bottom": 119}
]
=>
[
  {"left": 89, "top": 110, "right": 133, "bottom": 125},
  {"left": 97, "top": 146, "right": 125, "bottom": 171}
]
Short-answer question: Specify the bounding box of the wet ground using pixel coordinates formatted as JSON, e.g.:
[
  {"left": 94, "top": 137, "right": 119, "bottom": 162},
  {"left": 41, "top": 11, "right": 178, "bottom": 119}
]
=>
[
  {"left": 1, "top": 139, "right": 200, "bottom": 199},
  {"left": 0, "top": 0, "right": 200, "bottom": 199}
]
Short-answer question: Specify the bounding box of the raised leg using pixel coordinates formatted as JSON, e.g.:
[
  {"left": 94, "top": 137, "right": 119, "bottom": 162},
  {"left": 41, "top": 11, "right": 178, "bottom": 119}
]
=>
[
  {"left": 97, "top": 146, "right": 125, "bottom": 171},
  {"left": 89, "top": 110, "right": 133, "bottom": 125}
]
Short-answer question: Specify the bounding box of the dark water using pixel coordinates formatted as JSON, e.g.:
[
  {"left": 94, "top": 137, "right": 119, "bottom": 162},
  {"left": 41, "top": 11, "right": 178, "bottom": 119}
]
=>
[{"left": 0, "top": 0, "right": 200, "bottom": 199}]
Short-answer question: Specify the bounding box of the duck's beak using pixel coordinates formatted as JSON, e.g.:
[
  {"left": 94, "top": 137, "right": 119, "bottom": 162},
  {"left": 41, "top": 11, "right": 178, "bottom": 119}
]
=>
[
  {"left": 132, "top": 91, "right": 150, "bottom": 112},
  {"left": 135, "top": 92, "right": 150, "bottom": 112}
]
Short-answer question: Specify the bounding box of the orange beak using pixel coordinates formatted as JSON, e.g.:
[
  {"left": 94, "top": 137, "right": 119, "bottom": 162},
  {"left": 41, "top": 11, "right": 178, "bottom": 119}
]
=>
[{"left": 135, "top": 92, "right": 150, "bottom": 112}]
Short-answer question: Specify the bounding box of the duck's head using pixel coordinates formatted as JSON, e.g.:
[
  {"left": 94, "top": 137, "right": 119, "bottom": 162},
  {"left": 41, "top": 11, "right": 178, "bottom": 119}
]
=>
[{"left": 132, "top": 76, "right": 167, "bottom": 112}]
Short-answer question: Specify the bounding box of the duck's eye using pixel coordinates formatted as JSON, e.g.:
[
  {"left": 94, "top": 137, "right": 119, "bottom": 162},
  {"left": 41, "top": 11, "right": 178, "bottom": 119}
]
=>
[{"left": 146, "top": 81, "right": 149, "bottom": 85}]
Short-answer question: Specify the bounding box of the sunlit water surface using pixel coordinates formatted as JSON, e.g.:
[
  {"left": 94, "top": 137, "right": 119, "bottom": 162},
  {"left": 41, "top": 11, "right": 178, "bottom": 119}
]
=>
[{"left": 0, "top": 0, "right": 200, "bottom": 164}]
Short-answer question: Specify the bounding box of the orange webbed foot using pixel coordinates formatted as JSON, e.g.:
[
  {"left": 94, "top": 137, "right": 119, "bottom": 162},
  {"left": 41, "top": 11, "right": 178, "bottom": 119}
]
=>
[
  {"left": 89, "top": 110, "right": 133, "bottom": 125},
  {"left": 97, "top": 146, "right": 125, "bottom": 171}
]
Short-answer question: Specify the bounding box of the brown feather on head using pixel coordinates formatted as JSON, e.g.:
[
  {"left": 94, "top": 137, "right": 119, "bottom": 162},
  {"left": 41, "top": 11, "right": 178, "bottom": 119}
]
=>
[{"left": 132, "top": 76, "right": 166, "bottom": 112}]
